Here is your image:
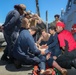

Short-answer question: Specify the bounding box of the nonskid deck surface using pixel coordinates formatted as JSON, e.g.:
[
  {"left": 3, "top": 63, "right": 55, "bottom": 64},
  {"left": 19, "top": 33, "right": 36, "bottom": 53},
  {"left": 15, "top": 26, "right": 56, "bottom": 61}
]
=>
[
  {"left": 0, "top": 49, "right": 32, "bottom": 75},
  {"left": 0, "top": 48, "right": 76, "bottom": 75}
]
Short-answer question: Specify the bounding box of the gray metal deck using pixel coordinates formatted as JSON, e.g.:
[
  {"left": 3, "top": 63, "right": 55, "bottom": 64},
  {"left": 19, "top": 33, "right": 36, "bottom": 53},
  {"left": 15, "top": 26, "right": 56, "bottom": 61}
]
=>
[{"left": 0, "top": 48, "right": 76, "bottom": 75}]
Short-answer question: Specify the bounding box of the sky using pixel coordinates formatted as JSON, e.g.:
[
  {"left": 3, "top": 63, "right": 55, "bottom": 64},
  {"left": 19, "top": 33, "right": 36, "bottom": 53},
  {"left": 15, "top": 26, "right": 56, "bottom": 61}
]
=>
[{"left": 0, "top": 0, "right": 68, "bottom": 24}]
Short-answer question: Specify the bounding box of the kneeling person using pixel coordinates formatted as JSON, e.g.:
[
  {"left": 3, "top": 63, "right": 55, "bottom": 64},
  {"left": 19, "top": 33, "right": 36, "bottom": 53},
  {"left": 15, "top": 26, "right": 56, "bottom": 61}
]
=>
[{"left": 12, "top": 18, "right": 46, "bottom": 74}]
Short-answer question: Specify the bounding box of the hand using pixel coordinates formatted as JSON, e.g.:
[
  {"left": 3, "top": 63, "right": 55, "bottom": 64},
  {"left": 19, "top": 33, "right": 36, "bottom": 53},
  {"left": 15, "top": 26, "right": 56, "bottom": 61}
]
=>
[
  {"left": 41, "top": 50, "right": 45, "bottom": 55},
  {"left": 53, "top": 56, "right": 57, "bottom": 60},
  {"left": 46, "top": 53, "right": 51, "bottom": 60},
  {"left": 35, "top": 43, "right": 37, "bottom": 46},
  {"left": 39, "top": 48, "right": 46, "bottom": 55},
  {"left": 41, "top": 45, "right": 48, "bottom": 49},
  {"left": 39, "top": 48, "right": 46, "bottom": 51},
  {"left": 35, "top": 43, "right": 41, "bottom": 48}
]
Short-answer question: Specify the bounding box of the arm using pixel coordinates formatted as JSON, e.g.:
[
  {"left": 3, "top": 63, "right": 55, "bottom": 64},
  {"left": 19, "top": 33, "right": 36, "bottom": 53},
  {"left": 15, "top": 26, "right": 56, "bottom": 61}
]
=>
[
  {"left": 47, "top": 35, "right": 53, "bottom": 45},
  {"left": 33, "top": 14, "right": 43, "bottom": 23},
  {"left": 27, "top": 34, "right": 41, "bottom": 56},
  {"left": 62, "top": 46, "right": 66, "bottom": 50},
  {"left": 58, "top": 34, "right": 65, "bottom": 50},
  {"left": 37, "top": 36, "right": 43, "bottom": 44},
  {"left": 48, "top": 34, "right": 58, "bottom": 49}
]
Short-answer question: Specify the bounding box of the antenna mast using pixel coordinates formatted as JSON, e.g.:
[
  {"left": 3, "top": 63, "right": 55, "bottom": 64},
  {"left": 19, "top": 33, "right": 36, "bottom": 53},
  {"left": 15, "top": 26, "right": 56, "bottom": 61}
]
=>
[{"left": 36, "top": 0, "right": 40, "bottom": 17}]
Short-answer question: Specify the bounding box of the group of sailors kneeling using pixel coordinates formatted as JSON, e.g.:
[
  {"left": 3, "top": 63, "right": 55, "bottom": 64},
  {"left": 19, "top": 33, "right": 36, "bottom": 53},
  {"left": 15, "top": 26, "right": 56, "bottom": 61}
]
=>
[{"left": 1, "top": 4, "right": 76, "bottom": 75}]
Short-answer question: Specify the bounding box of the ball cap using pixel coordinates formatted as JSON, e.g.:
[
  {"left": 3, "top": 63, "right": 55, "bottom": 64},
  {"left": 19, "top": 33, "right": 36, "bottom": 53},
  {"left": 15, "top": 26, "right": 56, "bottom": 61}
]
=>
[{"left": 56, "top": 22, "right": 65, "bottom": 28}]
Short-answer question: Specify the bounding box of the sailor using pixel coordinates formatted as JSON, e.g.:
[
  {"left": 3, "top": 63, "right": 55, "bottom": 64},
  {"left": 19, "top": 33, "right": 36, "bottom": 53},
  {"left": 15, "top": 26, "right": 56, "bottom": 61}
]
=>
[
  {"left": 12, "top": 18, "right": 46, "bottom": 74},
  {"left": 1, "top": 4, "right": 26, "bottom": 61}
]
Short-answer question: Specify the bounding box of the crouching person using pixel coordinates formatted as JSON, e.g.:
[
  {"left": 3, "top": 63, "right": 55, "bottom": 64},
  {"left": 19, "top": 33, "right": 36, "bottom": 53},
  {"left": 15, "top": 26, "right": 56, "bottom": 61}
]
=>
[
  {"left": 56, "top": 22, "right": 76, "bottom": 69},
  {"left": 12, "top": 18, "right": 46, "bottom": 74}
]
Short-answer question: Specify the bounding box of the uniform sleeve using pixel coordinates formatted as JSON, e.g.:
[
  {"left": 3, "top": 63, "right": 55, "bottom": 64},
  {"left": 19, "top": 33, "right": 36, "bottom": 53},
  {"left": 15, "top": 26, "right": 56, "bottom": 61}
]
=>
[
  {"left": 47, "top": 35, "right": 53, "bottom": 45},
  {"left": 58, "top": 34, "right": 65, "bottom": 47},
  {"left": 4, "top": 11, "right": 20, "bottom": 30},
  {"left": 27, "top": 34, "right": 41, "bottom": 56},
  {"left": 48, "top": 35, "right": 58, "bottom": 49}
]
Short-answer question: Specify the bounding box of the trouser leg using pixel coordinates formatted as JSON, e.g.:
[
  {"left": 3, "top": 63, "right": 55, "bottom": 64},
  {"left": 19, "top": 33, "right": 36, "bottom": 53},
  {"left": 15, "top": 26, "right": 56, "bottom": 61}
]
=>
[
  {"left": 1, "top": 32, "right": 10, "bottom": 60},
  {"left": 38, "top": 62, "right": 45, "bottom": 70},
  {"left": 56, "top": 56, "right": 71, "bottom": 69},
  {"left": 57, "top": 50, "right": 76, "bottom": 69},
  {"left": 47, "top": 57, "right": 54, "bottom": 67},
  {"left": 8, "top": 32, "right": 19, "bottom": 59}
]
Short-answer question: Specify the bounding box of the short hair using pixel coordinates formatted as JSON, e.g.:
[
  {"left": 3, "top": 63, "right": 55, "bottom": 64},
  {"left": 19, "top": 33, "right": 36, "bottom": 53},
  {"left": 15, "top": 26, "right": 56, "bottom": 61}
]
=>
[
  {"left": 41, "top": 29, "right": 47, "bottom": 33},
  {"left": 54, "top": 14, "right": 60, "bottom": 18},
  {"left": 30, "top": 26, "right": 38, "bottom": 32},
  {"left": 49, "top": 26, "right": 56, "bottom": 31}
]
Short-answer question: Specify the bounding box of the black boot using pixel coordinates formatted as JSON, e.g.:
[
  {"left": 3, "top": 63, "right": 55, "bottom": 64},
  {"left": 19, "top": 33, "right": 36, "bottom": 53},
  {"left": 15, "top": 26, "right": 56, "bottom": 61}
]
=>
[
  {"left": 71, "top": 58, "right": 76, "bottom": 69},
  {"left": 1, "top": 54, "right": 8, "bottom": 61},
  {"left": 14, "top": 59, "right": 22, "bottom": 69},
  {"left": 7, "top": 55, "right": 14, "bottom": 64}
]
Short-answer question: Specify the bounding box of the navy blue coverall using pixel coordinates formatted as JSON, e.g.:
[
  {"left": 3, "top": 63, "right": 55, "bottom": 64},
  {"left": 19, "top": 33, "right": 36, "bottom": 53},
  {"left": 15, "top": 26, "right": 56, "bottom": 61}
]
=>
[
  {"left": 2, "top": 9, "right": 21, "bottom": 59},
  {"left": 47, "top": 33, "right": 61, "bottom": 57},
  {"left": 13, "top": 28, "right": 45, "bottom": 70}
]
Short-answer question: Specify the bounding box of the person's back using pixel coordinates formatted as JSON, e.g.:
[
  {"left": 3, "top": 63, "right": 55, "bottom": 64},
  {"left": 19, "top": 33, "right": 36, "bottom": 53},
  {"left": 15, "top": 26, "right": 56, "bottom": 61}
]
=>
[
  {"left": 3, "top": 10, "right": 20, "bottom": 35},
  {"left": 13, "top": 28, "right": 41, "bottom": 60}
]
